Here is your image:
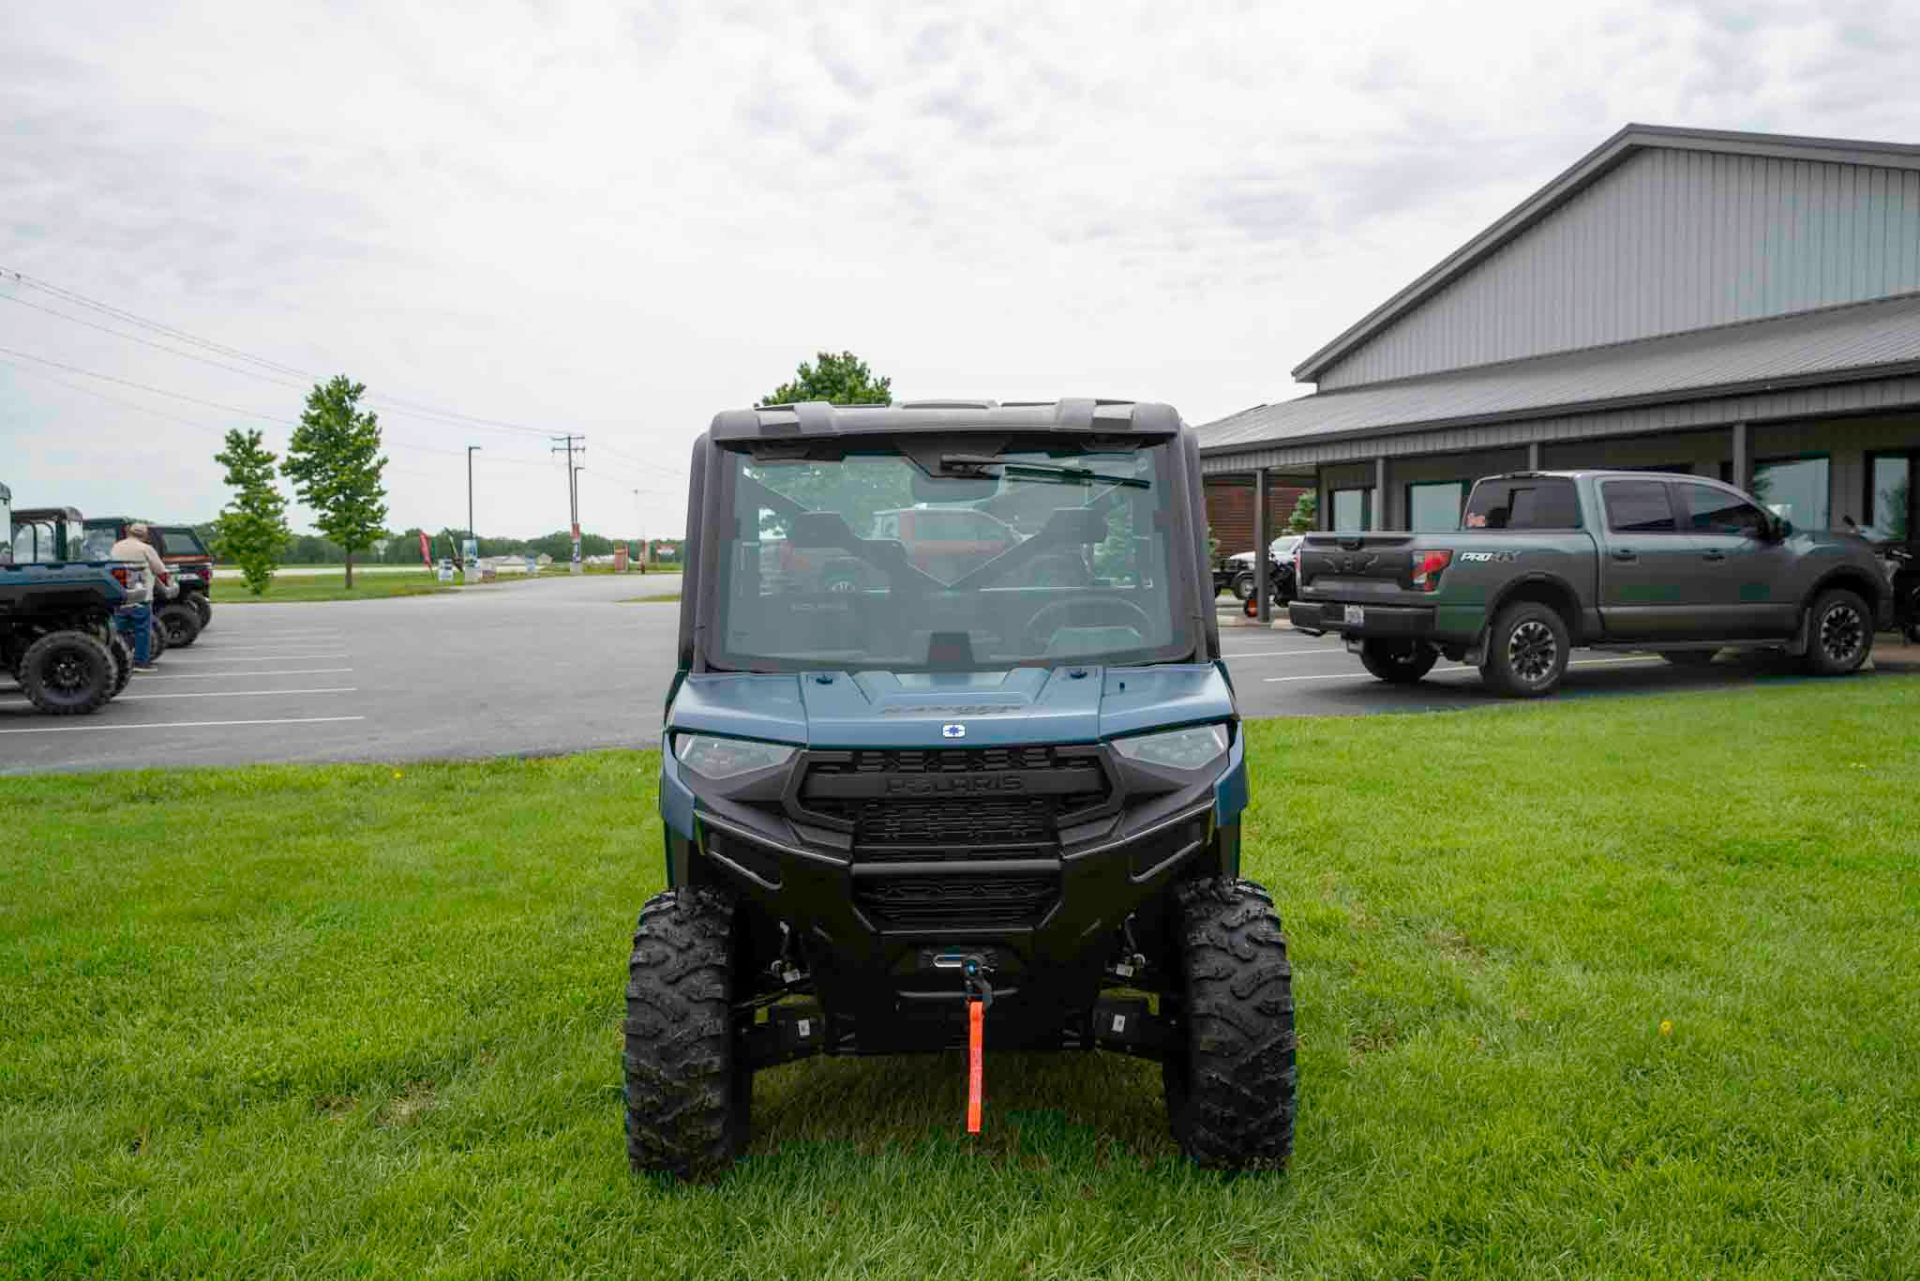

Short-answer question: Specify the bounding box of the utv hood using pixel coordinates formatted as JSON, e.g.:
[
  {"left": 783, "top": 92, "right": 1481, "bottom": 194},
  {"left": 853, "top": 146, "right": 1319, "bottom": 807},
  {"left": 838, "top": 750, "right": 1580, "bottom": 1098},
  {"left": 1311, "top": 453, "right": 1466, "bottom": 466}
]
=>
[{"left": 667, "top": 664, "right": 1233, "bottom": 749}]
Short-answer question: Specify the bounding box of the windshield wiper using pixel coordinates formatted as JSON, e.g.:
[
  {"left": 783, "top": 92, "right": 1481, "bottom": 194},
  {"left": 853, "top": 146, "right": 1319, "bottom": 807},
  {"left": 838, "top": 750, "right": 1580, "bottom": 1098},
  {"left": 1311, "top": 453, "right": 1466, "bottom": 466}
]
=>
[{"left": 939, "top": 453, "right": 1149, "bottom": 489}]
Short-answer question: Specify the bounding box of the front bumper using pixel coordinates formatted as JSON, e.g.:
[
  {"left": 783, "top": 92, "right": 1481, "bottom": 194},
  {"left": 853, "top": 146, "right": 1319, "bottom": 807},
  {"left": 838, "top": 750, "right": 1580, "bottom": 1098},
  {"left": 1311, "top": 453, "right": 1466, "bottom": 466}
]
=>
[{"left": 658, "top": 735, "right": 1246, "bottom": 1051}]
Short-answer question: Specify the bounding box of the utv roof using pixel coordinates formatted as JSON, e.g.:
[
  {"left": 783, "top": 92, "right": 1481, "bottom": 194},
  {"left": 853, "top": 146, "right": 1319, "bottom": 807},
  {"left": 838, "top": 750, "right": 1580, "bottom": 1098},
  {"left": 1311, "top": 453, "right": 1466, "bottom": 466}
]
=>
[{"left": 709, "top": 399, "right": 1183, "bottom": 442}]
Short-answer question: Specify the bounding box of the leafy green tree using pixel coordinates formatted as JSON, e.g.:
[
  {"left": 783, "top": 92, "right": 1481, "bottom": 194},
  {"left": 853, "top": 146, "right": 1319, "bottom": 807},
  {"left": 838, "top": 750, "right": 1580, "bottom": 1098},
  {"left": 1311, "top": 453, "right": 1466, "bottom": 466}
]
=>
[
  {"left": 762, "top": 351, "right": 892, "bottom": 406},
  {"left": 1286, "top": 491, "right": 1318, "bottom": 533},
  {"left": 283, "top": 375, "right": 390, "bottom": 586},
  {"left": 211, "top": 429, "right": 291, "bottom": 596}
]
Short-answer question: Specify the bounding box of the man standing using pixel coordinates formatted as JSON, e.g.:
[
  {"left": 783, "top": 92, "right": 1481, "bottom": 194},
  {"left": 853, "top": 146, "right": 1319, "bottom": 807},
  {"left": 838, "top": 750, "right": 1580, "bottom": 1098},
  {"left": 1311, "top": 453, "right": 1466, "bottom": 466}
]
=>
[{"left": 111, "top": 522, "right": 172, "bottom": 669}]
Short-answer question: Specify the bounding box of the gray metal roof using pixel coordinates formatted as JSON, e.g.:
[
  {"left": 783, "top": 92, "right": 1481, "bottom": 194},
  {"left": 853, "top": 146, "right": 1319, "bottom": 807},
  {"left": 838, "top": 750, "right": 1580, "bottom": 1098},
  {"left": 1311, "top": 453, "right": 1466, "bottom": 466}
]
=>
[
  {"left": 1293, "top": 124, "right": 1920, "bottom": 384},
  {"left": 1201, "top": 291, "right": 1920, "bottom": 455}
]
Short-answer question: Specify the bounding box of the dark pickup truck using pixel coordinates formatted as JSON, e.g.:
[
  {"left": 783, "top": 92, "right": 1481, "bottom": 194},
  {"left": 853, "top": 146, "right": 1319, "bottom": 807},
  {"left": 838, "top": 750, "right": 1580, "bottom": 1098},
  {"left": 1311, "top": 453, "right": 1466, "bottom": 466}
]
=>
[{"left": 1288, "top": 470, "right": 1890, "bottom": 697}]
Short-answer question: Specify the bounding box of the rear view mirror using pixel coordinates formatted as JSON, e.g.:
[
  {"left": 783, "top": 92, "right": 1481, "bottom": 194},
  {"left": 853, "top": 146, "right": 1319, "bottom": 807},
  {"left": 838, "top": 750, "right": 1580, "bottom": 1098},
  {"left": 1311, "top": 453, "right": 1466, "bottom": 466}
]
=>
[
  {"left": 911, "top": 470, "right": 997, "bottom": 503},
  {"left": 1041, "top": 507, "right": 1110, "bottom": 545},
  {"left": 788, "top": 511, "right": 857, "bottom": 549}
]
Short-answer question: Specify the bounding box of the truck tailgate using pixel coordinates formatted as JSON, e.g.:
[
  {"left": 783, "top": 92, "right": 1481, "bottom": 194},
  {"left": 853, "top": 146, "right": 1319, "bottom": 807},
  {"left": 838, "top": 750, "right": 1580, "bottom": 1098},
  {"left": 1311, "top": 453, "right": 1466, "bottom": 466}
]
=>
[{"left": 1296, "top": 534, "right": 1435, "bottom": 600}]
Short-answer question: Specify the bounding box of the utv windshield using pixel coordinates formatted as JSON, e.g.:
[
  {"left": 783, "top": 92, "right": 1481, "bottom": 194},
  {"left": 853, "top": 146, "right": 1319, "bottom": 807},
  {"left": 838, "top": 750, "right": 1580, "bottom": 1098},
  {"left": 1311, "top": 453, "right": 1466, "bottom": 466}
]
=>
[{"left": 710, "top": 439, "right": 1194, "bottom": 671}]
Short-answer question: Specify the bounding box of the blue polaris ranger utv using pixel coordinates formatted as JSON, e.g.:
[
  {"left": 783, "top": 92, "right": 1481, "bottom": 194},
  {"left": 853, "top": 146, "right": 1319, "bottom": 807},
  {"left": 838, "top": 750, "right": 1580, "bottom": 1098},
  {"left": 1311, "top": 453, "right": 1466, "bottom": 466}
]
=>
[{"left": 626, "top": 399, "right": 1295, "bottom": 1178}]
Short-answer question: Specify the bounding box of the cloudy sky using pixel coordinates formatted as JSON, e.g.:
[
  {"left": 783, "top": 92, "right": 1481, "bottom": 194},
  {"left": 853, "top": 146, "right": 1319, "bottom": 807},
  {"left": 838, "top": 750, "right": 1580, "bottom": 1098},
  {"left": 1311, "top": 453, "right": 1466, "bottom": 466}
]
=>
[{"left": 3, "top": 0, "right": 1915, "bottom": 539}]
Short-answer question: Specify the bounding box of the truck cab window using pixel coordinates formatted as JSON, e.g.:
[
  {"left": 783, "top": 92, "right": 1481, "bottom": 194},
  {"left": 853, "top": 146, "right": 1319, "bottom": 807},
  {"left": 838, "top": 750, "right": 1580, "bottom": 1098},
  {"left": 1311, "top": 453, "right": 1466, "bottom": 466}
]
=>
[
  {"left": 1681, "top": 483, "right": 1767, "bottom": 536},
  {"left": 1462, "top": 478, "right": 1581, "bottom": 530},
  {"left": 1602, "top": 480, "right": 1678, "bottom": 533}
]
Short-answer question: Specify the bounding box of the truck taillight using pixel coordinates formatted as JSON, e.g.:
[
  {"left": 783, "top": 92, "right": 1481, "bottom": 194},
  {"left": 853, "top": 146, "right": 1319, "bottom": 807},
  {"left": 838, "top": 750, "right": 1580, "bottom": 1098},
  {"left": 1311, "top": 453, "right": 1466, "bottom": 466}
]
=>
[
  {"left": 111, "top": 566, "right": 131, "bottom": 587},
  {"left": 1409, "top": 549, "right": 1452, "bottom": 591}
]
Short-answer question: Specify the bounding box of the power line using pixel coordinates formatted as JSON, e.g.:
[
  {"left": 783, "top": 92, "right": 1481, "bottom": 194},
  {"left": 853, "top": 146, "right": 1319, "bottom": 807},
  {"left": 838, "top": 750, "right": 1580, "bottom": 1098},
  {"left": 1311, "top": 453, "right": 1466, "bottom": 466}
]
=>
[
  {"left": 0, "top": 353, "right": 553, "bottom": 469},
  {"left": 0, "top": 342, "right": 303, "bottom": 425},
  {"left": 0, "top": 264, "right": 570, "bottom": 440}
]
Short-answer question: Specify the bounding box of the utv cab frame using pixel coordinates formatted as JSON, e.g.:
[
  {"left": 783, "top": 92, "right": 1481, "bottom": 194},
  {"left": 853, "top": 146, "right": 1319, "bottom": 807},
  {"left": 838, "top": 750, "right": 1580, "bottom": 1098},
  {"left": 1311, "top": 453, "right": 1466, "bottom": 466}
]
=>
[
  {"left": 624, "top": 400, "right": 1297, "bottom": 1179},
  {"left": 3, "top": 495, "right": 138, "bottom": 714}
]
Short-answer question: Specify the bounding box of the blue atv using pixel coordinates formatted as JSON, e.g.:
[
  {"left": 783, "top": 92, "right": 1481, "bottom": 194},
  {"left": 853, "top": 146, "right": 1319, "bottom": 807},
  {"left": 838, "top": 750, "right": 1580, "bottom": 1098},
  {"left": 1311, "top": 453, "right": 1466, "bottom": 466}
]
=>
[
  {"left": 625, "top": 400, "right": 1296, "bottom": 1178},
  {"left": 2, "top": 487, "right": 137, "bottom": 714}
]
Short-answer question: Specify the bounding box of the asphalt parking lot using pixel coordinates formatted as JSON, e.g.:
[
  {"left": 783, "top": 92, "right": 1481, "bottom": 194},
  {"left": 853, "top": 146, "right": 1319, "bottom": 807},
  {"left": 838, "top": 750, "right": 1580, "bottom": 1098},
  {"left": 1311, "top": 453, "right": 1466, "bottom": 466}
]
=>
[{"left": 2, "top": 578, "right": 1912, "bottom": 773}]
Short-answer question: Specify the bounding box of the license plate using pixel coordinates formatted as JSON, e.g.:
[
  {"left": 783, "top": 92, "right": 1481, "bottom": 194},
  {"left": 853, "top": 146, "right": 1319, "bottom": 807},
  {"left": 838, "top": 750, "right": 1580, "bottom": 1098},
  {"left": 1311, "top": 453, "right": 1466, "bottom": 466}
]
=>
[{"left": 1343, "top": 604, "right": 1365, "bottom": 626}]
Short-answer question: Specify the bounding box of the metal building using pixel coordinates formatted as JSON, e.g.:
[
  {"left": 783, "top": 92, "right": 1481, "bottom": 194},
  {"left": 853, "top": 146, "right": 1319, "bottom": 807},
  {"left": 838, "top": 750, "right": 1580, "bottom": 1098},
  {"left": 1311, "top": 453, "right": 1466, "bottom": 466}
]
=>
[{"left": 1199, "top": 124, "right": 1920, "bottom": 619}]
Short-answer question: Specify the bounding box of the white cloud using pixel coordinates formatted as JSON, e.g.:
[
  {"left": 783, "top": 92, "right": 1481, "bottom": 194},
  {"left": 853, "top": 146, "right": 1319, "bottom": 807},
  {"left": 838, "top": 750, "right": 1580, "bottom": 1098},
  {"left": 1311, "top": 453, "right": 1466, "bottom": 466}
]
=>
[{"left": 1, "top": 0, "right": 1915, "bottom": 536}]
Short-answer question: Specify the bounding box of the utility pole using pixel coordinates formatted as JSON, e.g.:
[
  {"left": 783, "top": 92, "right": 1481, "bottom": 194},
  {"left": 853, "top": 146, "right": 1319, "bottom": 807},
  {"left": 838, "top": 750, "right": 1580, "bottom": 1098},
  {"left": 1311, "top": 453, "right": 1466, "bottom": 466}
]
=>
[
  {"left": 466, "top": 445, "right": 481, "bottom": 572},
  {"left": 550, "top": 434, "right": 585, "bottom": 572}
]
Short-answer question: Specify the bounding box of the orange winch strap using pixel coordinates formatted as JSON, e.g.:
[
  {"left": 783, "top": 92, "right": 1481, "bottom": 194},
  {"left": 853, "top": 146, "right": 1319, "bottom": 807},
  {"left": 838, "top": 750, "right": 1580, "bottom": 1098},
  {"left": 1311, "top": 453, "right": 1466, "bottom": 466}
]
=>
[{"left": 966, "top": 998, "right": 985, "bottom": 1134}]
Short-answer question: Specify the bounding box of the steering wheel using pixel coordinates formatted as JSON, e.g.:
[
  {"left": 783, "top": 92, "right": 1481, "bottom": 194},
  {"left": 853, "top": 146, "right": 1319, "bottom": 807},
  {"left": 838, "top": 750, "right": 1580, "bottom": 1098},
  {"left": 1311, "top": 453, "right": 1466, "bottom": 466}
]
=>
[{"left": 1020, "top": 594, "right": 1156, "bottom": 655}]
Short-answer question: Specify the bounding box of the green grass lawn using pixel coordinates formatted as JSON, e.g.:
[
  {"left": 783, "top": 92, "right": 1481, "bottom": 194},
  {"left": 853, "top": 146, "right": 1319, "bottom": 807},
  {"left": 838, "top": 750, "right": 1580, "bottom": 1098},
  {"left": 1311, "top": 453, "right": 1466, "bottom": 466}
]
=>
[
  {"left": 210, "top": 571, "right": 454, "bottom": 603},
  {"left": 3, "top": 681, "right": 1918, "bottom": 1278},
  {"left": 215, "top": 566, "right": 683, "bottom": 602}
]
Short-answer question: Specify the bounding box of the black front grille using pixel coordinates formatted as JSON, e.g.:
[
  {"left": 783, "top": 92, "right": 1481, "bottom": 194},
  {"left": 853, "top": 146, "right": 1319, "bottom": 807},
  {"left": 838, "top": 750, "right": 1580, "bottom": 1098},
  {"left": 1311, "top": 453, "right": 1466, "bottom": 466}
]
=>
[
  {"left": 799, "top": 745, "right": 1110, "bottom": 852},
  {"left": 856, "top": 797, "right": 1055, "bottom": 848},
  {"left": 854, "top": 873, "right": 1057, "bottom": 929}
]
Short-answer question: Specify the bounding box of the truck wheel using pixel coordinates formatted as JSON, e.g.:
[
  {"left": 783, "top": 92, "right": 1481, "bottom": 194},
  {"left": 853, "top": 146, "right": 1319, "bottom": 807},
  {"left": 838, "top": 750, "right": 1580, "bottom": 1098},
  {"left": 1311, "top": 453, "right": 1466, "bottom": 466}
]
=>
[
  {"left": 1359, "top": 639, "right": 1437, "bottom": 684},
  {"left": 1480, "top": 601, "right": 1569, "bottom": 697},
  {"left": 20, "top": 631, "right": 115, "bottom": 715},
  {"left": 1801, "top": 588, "right": 1872, "bottom": 676},
  {"left": 158, "top": 603, "right": 202, "bottom": 649},
  {"left": 108, "top": 634, "right": 135, "bottom": 698},
  {"left": 1231, "top": 571, "right": 1254, "bottom": 602},
  {"left": 1162, "top": 878, "right": 1296, "bottom": 1170},
  {"left": 148, "top": 617, "right": 168, "bottom": 661},
  {"left": 623, "top": 888, "right": 749, "bottom": 1180},
  {"left": 189, "top": 594, "right": 212, "bottom": 629}
]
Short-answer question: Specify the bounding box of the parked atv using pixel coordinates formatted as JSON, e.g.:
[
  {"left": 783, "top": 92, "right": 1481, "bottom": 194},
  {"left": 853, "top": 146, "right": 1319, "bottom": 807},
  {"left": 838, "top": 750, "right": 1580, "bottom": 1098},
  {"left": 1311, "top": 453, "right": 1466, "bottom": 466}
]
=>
[
  {"left": 1881, "top": 542, "right": 1919, "bottom": 643},
  {"left": 3, "top": 488, "right": 137, "bottom": 714},
  {"left": 627, "top": 399, "right": 1294, "bottom": 1180},
  {"left": 84, "top": 517, "right": 209, "bottom": 643}
]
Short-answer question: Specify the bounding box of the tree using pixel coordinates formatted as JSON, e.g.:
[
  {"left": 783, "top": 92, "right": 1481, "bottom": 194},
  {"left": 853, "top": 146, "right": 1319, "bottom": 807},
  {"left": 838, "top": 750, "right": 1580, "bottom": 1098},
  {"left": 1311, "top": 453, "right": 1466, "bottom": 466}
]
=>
[
  {"left": 283, "top": 375, "right": 390, "bottom": 587},
  {"left": 1286, "top": 491, "right": 1318, "bottom": 533},
  {"left": 211, "top": 429, "right": 291, "bottom": 596},
  {"left": 761, "top": 351, "right": 892, "bottom": 406}
]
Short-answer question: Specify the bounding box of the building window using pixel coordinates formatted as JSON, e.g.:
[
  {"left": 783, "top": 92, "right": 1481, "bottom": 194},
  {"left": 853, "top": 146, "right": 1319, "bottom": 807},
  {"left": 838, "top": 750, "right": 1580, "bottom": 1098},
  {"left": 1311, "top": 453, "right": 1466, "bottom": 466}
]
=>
[
  {"left": 1406, "top": 481, "right": 1466, "bottom": 532},
  {"left": 1866, "top": 453, "right": 1912, "bottom": 542},
  {"left": 1752, "top": 457, "right": 1829, "bottom": 531},
  {"left": 1330, "top": 488, "right": 1370, "bottom": 532}
]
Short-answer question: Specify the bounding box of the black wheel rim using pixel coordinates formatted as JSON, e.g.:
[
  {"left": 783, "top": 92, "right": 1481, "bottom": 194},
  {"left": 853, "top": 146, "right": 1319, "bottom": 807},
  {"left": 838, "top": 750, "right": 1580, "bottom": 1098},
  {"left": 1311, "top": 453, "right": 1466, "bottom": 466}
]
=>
[
  {"left": 1820, "top": 604, "right": 1864, "bottom": 664},
  {"left": 50, "top": 652, "right": 87, "bottom": 692},
  {"left": 1508, "top": 620, "right": 1557, "bottom": 683}
]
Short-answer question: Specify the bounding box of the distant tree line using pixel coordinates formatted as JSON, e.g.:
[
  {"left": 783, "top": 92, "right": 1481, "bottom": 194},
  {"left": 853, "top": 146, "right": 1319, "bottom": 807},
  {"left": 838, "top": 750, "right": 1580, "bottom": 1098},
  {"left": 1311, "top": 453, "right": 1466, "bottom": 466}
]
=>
[{"left": 190, "top": 522, "right": 667, "bottom": 564}]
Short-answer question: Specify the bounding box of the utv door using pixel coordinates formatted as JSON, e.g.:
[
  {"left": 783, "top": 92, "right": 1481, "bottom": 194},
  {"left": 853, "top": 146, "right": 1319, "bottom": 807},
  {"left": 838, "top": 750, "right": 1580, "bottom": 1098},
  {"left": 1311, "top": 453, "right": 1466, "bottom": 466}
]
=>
[
  {"left": 1596, "top": 478, "right": 1699, "bottom": 639},
  {"left": 1674, "top": 481, "right": 1798, "bottom": 638}
]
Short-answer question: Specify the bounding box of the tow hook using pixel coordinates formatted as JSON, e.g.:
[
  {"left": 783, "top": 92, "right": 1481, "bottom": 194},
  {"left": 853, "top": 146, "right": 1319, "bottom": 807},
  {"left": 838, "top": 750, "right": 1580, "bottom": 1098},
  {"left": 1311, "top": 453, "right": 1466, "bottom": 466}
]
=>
[{"left": 934, "top": 952, "right": 994, "bottom": 1134}]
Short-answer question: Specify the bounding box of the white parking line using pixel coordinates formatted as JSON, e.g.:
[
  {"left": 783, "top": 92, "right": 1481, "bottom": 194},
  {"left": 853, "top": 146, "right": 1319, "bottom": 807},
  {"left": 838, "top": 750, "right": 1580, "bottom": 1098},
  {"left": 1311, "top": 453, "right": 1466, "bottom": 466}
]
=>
[
  {"left": 163, "top": 652, "right": 350, "bottom": 662},
  {"left": 135, "top": 667, "right": 354, "bottom": 678},
  {"left": 1222, "top": 648, "right": 1344, "bottom": 660},
  {"left": 179, "top": 642, "right": 350, "bottom": 653},
  {"left": 114, "top": 687, "right": 358, "bottom": 702},
  {"left": 1261, "top": 655, "right": 1664, "bottom": 683},
  {"left": 0, "top": 715, "right": 367, "bottom": 736}
]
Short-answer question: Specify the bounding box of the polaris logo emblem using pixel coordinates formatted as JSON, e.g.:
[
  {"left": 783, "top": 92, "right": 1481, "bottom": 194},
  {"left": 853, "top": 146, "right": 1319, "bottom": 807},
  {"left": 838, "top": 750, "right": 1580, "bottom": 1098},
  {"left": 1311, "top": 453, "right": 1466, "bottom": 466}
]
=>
[
  {"left": 886, "top": 774, "right": 1026, "bottom": 796},
  {"left": 941, "top": 723, "right": 966, "bottom": 739}
]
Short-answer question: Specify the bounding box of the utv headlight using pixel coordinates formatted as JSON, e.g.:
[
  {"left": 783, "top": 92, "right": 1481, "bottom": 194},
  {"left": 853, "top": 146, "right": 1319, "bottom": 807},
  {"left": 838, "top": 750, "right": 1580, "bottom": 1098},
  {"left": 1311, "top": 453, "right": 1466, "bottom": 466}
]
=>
[
  {"left": 1111, "top": 723, "right": 1230, "bottom": 771},
  {"left": 673, "top": 734, "right": 796, "bottom": 780}
]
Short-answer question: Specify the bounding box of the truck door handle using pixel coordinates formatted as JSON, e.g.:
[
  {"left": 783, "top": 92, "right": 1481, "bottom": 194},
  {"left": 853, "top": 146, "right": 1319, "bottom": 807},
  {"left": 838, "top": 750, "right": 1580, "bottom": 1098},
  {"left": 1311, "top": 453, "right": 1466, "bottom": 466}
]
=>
[
  {"left": 1610, "top": 548, "right": 1637, "bottom": 562},
  {"left": 1702, "top": 549, "right": 1726, "bottom": 561}
]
